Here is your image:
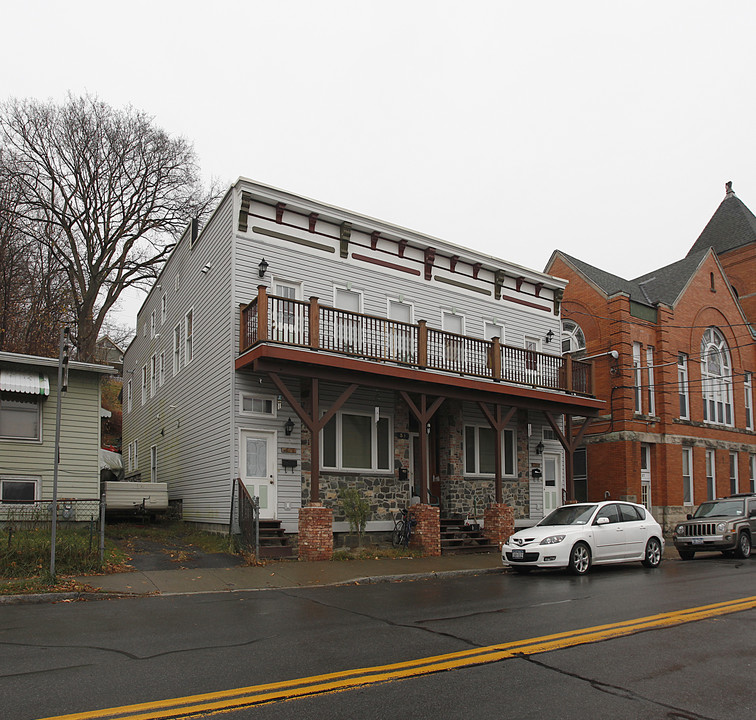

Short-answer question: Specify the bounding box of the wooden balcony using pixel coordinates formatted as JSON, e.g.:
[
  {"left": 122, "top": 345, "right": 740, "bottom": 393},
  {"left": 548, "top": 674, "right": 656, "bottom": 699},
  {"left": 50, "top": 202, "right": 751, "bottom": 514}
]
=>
[{"left": 240, "top": 286, "right": 593, "bottom": 396}]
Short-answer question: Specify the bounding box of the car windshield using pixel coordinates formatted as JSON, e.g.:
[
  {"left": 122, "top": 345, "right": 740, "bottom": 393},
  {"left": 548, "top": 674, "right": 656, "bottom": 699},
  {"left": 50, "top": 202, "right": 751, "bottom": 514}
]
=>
[
  {"left": 538, "top": 504, "right": 597, "bottom": 526},
  {"left": 692, "top": 500, "right": 745, "bottom": 518}
]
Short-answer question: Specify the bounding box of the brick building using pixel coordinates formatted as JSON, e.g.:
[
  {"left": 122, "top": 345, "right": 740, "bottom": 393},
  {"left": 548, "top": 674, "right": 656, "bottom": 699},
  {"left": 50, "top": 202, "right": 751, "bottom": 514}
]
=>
[{"left": 545, "top": 183, "right": 756, "bottom": 533}]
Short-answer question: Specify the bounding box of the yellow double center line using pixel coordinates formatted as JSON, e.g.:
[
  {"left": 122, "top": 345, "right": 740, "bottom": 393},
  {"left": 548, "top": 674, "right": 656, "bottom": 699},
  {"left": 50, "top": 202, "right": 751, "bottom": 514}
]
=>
[{"left": 40, "top": 595, "right": 756, "bottom": 720}]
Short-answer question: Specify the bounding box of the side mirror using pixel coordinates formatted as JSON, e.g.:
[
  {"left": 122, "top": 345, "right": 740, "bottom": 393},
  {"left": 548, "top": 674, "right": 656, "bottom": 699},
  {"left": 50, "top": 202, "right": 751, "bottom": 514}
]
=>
[
  {"left": 686, "top": 513, "right": 693, "bottom": 520},
  {"left": 596, "top": 516, "right": 609, "bottom": 525}
]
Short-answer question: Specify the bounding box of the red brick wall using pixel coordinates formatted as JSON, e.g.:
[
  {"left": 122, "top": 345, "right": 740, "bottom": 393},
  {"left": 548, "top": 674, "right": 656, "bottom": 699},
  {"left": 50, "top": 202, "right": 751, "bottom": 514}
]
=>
[
  {"left": 483, "top": 503, "right": 514, "bottom": 547},
  {"left": 298, "top": 504, "right": 333, "bottom": 561},
  {"left": 409, "top": 504, "right": 440, "bottom": 556}
]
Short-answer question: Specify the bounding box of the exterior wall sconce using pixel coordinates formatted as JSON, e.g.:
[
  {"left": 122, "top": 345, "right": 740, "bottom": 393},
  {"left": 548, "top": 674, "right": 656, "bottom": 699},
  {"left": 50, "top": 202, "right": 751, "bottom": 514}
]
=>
[
  {"left": 258, "top": 258, "right": 269, "bottom": 278},
  {"left": 284, "top": 417, "right": 295, "bottom": 436},
  {"left": 535, "top": 441, "right": 544, "bottom": 455},
  {"left": 545, "top": 330, "right": 554, "bottom": 344}
]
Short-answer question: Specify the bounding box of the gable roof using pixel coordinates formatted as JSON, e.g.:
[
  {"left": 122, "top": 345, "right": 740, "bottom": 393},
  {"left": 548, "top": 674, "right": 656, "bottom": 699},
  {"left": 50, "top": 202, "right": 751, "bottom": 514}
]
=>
[
  {"left": 687, "top": 182, "right": 756, "bottom": 257},
  {"left": 551, "top": 249, "right": 713, "bottom": 309}
]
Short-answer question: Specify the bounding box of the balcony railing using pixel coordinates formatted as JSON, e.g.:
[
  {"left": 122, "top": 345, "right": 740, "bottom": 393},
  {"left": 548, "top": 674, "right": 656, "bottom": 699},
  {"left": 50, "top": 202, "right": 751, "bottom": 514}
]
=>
[{"left": 240, "top": 287, "right": 593, "bottom": 395}]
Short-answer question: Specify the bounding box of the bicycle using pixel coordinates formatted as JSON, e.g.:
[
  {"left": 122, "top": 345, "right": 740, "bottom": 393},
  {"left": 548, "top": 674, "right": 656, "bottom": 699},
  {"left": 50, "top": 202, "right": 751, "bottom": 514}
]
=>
[{"left": 391, "top": 508, "right": 417, "bottom": 548}]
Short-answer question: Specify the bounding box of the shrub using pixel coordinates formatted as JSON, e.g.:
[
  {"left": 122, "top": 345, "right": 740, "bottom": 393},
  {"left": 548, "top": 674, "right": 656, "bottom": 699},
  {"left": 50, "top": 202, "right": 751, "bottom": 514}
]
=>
[{"left": 339, "top": 487, "right": 370, "bottom": 537}]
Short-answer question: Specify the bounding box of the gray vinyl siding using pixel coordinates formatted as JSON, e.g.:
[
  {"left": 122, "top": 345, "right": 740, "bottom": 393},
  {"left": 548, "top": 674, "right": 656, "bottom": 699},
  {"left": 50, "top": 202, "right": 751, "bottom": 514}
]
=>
[
  {"left": 123, "top": 195, "right": 235, "bottom": 525},
  {"left": 0, "top": 365, "right": 103, "bottom": 501}
]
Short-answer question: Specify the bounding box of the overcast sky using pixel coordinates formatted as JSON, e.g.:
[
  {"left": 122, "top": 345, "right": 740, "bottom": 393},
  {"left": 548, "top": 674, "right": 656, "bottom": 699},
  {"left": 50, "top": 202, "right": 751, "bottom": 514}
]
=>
[{"left": 4, "top": 1, "right": 756, "bottom": 329}]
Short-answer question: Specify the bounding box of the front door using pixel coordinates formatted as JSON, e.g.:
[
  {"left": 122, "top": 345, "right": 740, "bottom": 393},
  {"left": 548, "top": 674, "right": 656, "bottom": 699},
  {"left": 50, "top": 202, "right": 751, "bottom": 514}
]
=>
[
  {"left": 542, "top": 452, "right": 561, "bottom": 514},
  {"left": 409, "top": 430, "right": 440, "bottom": 505},
  {"left": 240, "top": 430, "right": 277, "bottom": 519}
]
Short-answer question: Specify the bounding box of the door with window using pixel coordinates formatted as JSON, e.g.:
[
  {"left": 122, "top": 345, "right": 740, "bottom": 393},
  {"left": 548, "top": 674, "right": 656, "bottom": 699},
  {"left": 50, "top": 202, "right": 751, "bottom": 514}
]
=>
[
  {"left": 272, "top": 280, "right": 302, "bottom": 343},
  {"left": 542, "top": 452, "right": 561, "bottom": 514},
  {"left": 640, "top": 444, "right": 652, "bottom": 510},
  {"left": 334, "top": 287, "right": 362, "bottom": 353},
  {"left": 240, "top": 430, "right": 277, "bottom": 519}
]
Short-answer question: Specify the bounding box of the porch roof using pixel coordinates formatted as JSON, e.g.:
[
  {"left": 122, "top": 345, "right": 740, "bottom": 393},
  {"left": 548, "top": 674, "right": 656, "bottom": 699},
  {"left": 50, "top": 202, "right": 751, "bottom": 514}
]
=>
[{"left": 236, "top": 343, "right": 604, "bottom": 416}]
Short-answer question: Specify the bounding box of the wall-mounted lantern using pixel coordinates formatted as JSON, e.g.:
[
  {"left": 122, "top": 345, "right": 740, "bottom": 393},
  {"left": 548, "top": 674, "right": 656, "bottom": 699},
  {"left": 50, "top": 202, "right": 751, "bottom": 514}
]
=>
[
  {"left": 535, "top": 441, "right": 544, "bottom": 455},
  {"left": 284, "top": 417, "right": 295, "bottom": 436},
  {"left": 258, "top": 258, "right": 269, "bottom": 278}
]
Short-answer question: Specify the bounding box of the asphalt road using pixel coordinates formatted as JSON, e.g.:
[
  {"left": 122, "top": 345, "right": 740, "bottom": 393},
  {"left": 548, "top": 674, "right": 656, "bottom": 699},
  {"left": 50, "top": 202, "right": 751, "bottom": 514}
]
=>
[{"left": 2, "top": 553, "right": 756, "bottom": 720}]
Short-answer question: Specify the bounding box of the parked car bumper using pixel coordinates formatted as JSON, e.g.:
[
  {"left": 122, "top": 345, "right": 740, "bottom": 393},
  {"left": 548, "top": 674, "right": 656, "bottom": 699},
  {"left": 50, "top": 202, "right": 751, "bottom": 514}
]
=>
[
  {"left": 673, "top": 534, "right": 737, "bottom": 552},
  {"left": 501, "top": 543, "right": 573, "bottom": 569}
]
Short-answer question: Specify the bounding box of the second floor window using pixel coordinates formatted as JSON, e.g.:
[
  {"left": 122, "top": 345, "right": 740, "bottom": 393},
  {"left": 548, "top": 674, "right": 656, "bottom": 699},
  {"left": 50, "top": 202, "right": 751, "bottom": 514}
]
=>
[
  {"left": 173, "top": 324, "right": 181, "bottom": 374},
  {"left": 561, "top": 320, "right": 585, "bottom": 354},
  {"left": 701, "top": 327, "right": 733, "bottom": 425},
  {"left": 745, "top": 373, "right": 753, "bottom": 430},
  {"left": 678, "top": 354, "right": 689, "bottom": 419},
  {"left": 633, "top": 342, "right": 643, "bottom": 414},
  {"left": 185, "top": 310, "right": 194, "bottom": 365},
  {"left": 141, "top": 366, "right": 147, "bottom": 405},
  {"left": 646, "top": 346, "right": 656, "bottom": 416}
]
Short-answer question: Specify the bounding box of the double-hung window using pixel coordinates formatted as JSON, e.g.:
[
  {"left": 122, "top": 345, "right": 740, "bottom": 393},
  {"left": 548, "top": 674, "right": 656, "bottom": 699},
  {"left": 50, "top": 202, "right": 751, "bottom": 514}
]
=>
[
  {"left": 159, "top": 352, "right": 165, "bottom": 387},
  {"left": 682, "top": 446, "right": 693, "bottom": 505},
  {"left": 322, "top": 411, "right": 391, "bottom": 472},
  {"left": 150, "top": 355, "right": 157, "bottom": 398},
  {"left": 646, "top": 346, "right": 656, "bottom": 416},
  {"left": 126, "top": 379, "right": 132, "bottom": 414},
  {"left": 173, "top": 324, "right": 181, "bottom": 375},
  {"left": 633, "top": 342, "right": 643, "bottom": 414},
  {"left": 464, "top": 425, "right": 516, "bottom": 476},
  {"left": 729, "top": 452, "right": 739, "bottom": 494},
  {"left": 184, "top": 309, "right": 194, "bottom": 365},
  {"left": 0, "top": 394, "right": 41, "bottom": 440},
  {"left": 678, "top": 354, "right": 689, "bottom": 419},
  {"left": 745, "top": 373, "right": 753, "bottom": 430},
  {"left": 141, "top": 366, "right": 147, "bottom": 405},
  {"left": 150, "top": 311, "right": 155, "bottom": 339},
  {"left": 705, "top": 449, "right": 716, "bottom": 500}
]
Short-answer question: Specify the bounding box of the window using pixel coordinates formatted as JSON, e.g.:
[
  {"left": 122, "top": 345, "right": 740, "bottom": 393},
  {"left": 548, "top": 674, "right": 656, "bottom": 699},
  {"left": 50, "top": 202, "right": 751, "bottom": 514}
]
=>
[
  {"left": 633, "top": 342, "right": 643, "bottom": 414},
  {"left": 464, "top": 425, "right": 516, "bottom": 476},
  {"left": 730, "top": 452, "right": 739, "bottom": 495},
  {"left": 388, "top": 300, "right": 415, "bottom": 362},
  {"left": 701, "top": 327, "right": 733, "bottom": 425},
  {"left": 388, "top": 299, "right": 413, "bottom": 324},
  {"left": 745, "top": 373, "right": 753, "bottom": 430},
  {"left": 126, "top": 379, "right": 132, "bottom": 414},
  {"left": 150, "top": 310, "right": 155, "bottom": 339},
  {"left": 161, "top": 294, "right": 167, "bottom": 323},
  {"left": 141, "top": 365, "right": 147, "bottom": 405},
  {"left": 750, "top": 454, "right": 756, "bottom": 493},
  {"left": 1, "top": 476, "right": 39, "bottom": 503},
  {"left": 150, "top": 445, "right": 157, "bottom": 483},
  {"left": 322, "top": 411, "right": 392, "bottom": 471},
  {"left": 133, "top": 439, "right": 138, "bottom": 470},
  {"left": 561, "top": 320, "right": 585, "bottom": 354},
  {"left": 678, "top": 354, "right": 689, "bottom": 419},
  {"left": 173, "top": 324, "right": 181, "bottom": 374},
  {"left": 646, "top": 346, "right": 656, "bottom": 416},
  {"left": 524, "top": 336, "right": 541, "bottom": 373},
  {"left": 127, "top": 443, "right": 133, "bottom": 472},
  {"left": 184, "top": 309, "right": 194, "bottom": 365},
  {"left": 442, "top": 311, "right": 465, "bottom": 335},
  {"left": 0, "top": 394, "right": 41, "bottom": 440},
  {"left": 705, "top": 449, "right": 716, "bottom": 500},
  {"left": 150, "top": 354, "right": 157, "bottom": 398},
  {"left": 682, "top": 447, "right": 693, "bottom": 505},
  {"left": 484, "top": 321, "right": 505, "bottom": 343},
  {"left": 159, "top": 352, "right": 165, "bottom": 387},
  {"left": 272, "top": 280, "right": 304, "bottom": 343},
  {"left": 240, "top": 394, "right": 276, "bottom": 416},
  {"left": 333, "top": 287, "right": 363, "bottom": 352}
]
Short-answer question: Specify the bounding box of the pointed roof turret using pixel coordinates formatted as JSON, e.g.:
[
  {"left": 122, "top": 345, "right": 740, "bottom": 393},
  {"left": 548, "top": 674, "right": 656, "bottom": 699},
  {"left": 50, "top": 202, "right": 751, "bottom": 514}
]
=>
[{"left": 687, "top": 181, "right": 756, "bottom": 257}]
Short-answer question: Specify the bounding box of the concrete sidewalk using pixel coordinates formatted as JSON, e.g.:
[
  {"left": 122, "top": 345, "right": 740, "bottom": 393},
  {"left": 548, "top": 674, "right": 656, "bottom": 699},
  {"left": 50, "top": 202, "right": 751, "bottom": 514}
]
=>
[{"left": 73, "top": 553, "right": 506, "bottom": 596}]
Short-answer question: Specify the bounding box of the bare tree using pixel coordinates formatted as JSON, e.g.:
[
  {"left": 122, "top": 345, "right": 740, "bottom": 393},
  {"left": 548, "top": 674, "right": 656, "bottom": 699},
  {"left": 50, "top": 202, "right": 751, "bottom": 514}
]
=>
[{"left": 0, "top": 94, "right": 219, "bottom": 361}]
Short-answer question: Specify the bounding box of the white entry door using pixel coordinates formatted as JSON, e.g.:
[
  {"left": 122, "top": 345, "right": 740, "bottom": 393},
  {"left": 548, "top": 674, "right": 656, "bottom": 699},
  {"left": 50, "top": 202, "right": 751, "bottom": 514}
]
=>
[
  {"left": 241, "top": 430, "right": 277, "bottom": 519},
  {"left": 640, "top": 443, "right": 652, "bottom": 510},
  {"left": 542, "top": 453, "right": 561, "bottom": 514}
]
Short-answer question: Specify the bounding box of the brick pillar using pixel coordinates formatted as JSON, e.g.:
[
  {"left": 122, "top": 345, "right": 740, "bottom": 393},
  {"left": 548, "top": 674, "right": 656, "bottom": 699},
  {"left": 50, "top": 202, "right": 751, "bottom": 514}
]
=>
[
  {"left": 409, "top": 503, "right": 440, "bottom": 556},
  {"left": 298, "top": 504, "right": 333, "bottom": 561},
  {"left": 483, "top": 503, "right": 514, "bottom": 548}
]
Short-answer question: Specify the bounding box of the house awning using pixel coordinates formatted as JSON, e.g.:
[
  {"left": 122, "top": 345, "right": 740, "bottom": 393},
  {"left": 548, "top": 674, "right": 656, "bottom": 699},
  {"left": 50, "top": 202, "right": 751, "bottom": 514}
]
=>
[{"left": 0, "top": 370, "right": 50, "bottom": 396}]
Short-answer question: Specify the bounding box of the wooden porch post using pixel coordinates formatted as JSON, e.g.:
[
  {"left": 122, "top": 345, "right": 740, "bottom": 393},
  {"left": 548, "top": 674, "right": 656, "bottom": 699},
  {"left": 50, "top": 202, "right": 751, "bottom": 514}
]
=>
[
  {"left": 417, "top": 320, "right": 428, "bottom": 369},
  {"left": 257, "top": 285, "right": 268, "bottom": 342},
  {"left": 308, "top": 296, "right": 320, "bottom": 349},
  {"left": 478, "top": 403, "right": 517, "bottom": 504},
  {"left": 400, "top": 391, "right": 445, "bottom": 504}
]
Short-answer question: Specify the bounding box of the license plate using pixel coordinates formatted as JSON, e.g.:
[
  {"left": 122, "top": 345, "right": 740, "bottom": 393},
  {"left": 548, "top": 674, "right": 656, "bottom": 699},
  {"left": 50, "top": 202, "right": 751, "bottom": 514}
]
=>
[
  {"left": 691, "top": 538, "right": 703, "bottom": 545},
  {"left": 512, "top": 549, "right": 524, "bottom": 560}
]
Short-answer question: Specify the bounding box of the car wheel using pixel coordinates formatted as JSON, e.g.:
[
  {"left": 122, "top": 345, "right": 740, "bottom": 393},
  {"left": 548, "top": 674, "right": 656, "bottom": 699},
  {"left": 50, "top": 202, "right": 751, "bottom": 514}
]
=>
[
  {"left": 735, "top": 532, "right": 752, "bottom": 559},
  {"left": 511, "top": 566, "right": 533, "bottom": 574},
  {"left": 568, "top": 542, "right": 591, "bottom": 575},
  {"left": 642, "top": 537, "right": 662, "bottom": 568},
  {"left": 678, "top": 550, "right": 695, "bottom": 560}
]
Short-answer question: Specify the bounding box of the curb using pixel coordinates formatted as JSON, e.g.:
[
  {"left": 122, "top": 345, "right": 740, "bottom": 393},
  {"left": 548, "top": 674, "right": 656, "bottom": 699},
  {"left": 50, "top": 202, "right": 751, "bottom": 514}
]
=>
[
  {"left": 331, "top": 566, "right": 507, "bottom": 586},
  {"left": 0, "top": 591, "right": 137, "bottom": 606}
]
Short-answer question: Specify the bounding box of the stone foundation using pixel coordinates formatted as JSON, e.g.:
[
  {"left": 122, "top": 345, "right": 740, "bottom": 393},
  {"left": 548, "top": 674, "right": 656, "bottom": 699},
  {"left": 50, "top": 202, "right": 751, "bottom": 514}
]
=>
[
  {"left": 409, "top": 503, "right": 440, "bottom": 556},
  {"left": 298, "top": 504, "right": 333, "bottom": 561}
]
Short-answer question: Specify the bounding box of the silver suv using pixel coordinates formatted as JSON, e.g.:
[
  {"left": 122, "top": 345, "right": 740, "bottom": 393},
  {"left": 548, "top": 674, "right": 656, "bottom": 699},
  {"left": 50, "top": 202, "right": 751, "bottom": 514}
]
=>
[{"left": 673, "top": 494, "right": 756, "bottom": 560}]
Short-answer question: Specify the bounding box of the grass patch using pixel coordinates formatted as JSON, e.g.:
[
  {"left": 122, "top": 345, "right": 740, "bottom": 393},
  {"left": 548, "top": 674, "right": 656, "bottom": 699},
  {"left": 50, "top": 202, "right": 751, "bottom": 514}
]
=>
[
  {"left": 1, "top": 522, "right": 128, "bottom": 582},
  {"left": 105, "top": 520, "right": 234, "bottom": 554}
]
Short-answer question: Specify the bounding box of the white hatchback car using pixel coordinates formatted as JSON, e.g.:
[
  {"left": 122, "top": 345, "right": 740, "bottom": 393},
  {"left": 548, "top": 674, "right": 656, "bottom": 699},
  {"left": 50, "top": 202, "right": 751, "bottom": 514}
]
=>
[{"left": 501, "top": 501, "right": 664, "bottom": 575}]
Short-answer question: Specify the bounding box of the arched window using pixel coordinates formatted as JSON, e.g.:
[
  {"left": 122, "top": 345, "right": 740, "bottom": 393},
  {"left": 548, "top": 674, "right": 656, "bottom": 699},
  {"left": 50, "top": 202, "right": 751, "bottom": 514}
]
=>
[
  {"left": 701, "top": 327, "right": 733, "bottom": 425},
  {"left": 561, "top": 320, "right": 586, "bottom": 354}
]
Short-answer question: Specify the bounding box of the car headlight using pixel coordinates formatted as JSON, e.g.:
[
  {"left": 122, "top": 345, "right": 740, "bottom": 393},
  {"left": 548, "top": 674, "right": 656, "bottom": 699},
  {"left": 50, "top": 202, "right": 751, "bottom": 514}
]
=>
[
  {"left": 717, "top": 522, "right": 726, "bottom": 533},
  {"left": 675, "top": 524, "right": 686, "bottom": 535},
  {"left": 540, "top": 535, "right": 566, "bottom": 545}
]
